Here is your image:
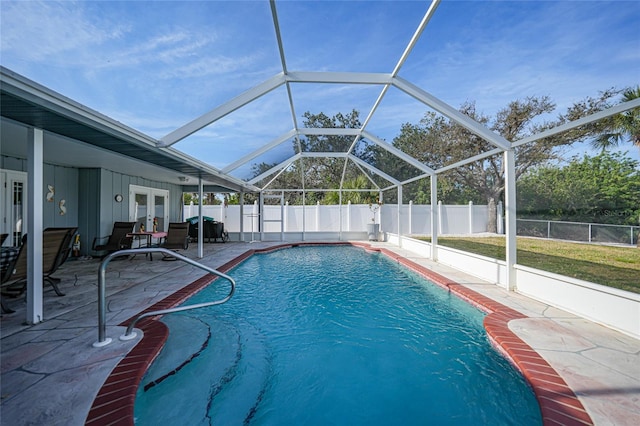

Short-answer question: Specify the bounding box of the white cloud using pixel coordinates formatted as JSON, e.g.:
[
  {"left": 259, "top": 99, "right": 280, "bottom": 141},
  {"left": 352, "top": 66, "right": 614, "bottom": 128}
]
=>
[
  {"left": 158, "top": 53, "right": 262, "bottom": 79},
  {"left": 0, "top": 0, "right": 128, "bottom": 63},
  {"left": 403, "top": 0, "right": 639, "bottom": 117}
]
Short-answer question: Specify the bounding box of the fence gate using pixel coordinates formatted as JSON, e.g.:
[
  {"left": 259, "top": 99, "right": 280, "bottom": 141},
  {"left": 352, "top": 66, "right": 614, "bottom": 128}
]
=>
[{"left": 260, "top": 192, "right": 284, "bottom": 241}]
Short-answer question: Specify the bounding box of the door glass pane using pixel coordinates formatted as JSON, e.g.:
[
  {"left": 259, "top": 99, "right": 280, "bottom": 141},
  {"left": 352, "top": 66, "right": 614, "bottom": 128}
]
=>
[
  {"left": 135, "top": 193, "right": 148, "bottom": 232},
  {"left": 154, "top": 195, "right": 165, "bottom": 231},
  {"left": 12, "top": 181, "right": 24, "bottom": 246}
]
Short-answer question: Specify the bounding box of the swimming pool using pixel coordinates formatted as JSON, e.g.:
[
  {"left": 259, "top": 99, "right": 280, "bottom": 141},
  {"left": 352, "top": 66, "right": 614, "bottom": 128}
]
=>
[{"left": 134, "top": 245, "right": 542, "bottom": 425}]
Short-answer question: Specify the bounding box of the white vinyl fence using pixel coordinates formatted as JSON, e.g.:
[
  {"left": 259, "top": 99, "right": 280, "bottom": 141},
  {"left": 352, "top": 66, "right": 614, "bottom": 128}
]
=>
[{"left": 183, "top": 201, "right": 492, "bottom": 236}]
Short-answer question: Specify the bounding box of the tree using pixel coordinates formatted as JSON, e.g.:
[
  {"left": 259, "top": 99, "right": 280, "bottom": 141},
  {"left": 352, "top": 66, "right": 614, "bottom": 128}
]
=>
[
  {"left": 518, "top": 151, "right": 640, "bottom": 226},
  {"left": 182, "top": 192, "right": 219, "bottom": 205},
  {"left": 592, "top": 86, "right": 640, "bottom": 151},
  {"left": 250, "top": 110, "right": 363, "bottom": 205},
  {"left": 324, "top": 175, "right": 378, "bottom": 204},
  {"left": 390, "top": 91, "right": 619, "bottom": 232},
  {"left": 249, "top": 160, "right": 301, "bottom": 204},
  {"left": 183, "top": 193, "right": 197, "bottom": 205},
  {"left": 299, "top": 109, "right": 363, "bottom": 196}
]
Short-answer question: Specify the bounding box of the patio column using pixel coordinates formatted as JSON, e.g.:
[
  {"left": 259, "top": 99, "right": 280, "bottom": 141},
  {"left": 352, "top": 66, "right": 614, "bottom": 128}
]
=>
[
  {"left": 504, "top": 148, "right": 517, "bottom": 291},
  {"left": 430, "top": 174, "right": 438, "bottom": 261},
  {"left": 26, "top": 128, "right": 44, "bottom": 324}
]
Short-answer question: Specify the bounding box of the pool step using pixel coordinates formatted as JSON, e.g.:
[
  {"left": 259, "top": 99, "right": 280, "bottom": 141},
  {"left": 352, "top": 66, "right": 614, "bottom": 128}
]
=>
[
  {"left": 139, "top": 313, "right": 211, "bottom": 389},
  {"left": 134, "top": 314, "right": 241, "bottom": 425},
  {"left": 208, "top": 318, "right": 272, "bottom": 425}
]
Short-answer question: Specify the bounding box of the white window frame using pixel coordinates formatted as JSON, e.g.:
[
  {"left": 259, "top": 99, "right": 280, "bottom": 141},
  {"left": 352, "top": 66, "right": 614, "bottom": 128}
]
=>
[{"left": 1, "top": 169, "right": 28, "bottom": 246}]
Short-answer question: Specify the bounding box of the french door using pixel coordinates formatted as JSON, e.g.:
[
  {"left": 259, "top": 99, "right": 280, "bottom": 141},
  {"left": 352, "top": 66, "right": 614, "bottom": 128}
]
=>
[
  {"left": 0, "top": 169, "right": 27, "bottom": 246},
  {"left": 128, "top": 185, "right": 169, "bottom": 233}
]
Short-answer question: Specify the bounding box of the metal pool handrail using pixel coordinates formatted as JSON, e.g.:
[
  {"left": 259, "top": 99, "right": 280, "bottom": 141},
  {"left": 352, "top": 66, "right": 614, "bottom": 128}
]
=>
[{"left": 93, "top": 247, "right": 235, "bottom": 347}]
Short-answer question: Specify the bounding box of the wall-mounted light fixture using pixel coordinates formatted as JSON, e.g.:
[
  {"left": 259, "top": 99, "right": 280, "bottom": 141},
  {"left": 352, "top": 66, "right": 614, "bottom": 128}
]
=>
[{"left": 178, "top": 176, "right": 189, "bottom": 183}]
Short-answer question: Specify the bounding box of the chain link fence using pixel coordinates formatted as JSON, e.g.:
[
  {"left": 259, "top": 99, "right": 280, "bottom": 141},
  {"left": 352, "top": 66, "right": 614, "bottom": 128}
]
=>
[{"left": 517, "top": 219, "right": 639, "bottom": 245}]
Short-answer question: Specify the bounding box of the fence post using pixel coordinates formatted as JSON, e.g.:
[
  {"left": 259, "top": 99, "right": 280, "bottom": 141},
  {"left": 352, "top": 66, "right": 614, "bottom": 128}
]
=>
[
  {"left": 239, "top": 193, "right": 245, "bottom": 242},
  {"left": 347, "top": 201, "right": 351, "bottom": 232},
  {"left": 547, "top": 220, "right": 551, "bottom": 239},
  {"left": 430, "top": 175, "right": 438, "bottom": 261},
  {"left": 468, "top": 201, "right": 473, "bottom": 234},
  {"left": 378, "top": 192, "right": 384, "bottom": 234},
  {"left": 438, "top": 200, "right": 443, "bottom": 234},
  {"left": 588, "top": 223, "right": 592, "bottom": 243},
  {"left": 409, "top": 200, "right": 413, "bottom": 234},
  {"left": 284, "top": 201, "right": 289, "bottom": 232},
  {"left": 254, "top": 200, "right": 259, "bottom": 241},
  {"left": 316, "top": 201, "right": 320, "bottom": 231},
  {"left": 497, "top": 201, "right": 504, "bottom": 234}
]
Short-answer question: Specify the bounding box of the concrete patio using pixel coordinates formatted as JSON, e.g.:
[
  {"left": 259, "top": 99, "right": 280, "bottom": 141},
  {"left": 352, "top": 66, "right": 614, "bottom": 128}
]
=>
[{"left": 1, "top": 241, "right": 638, "bottom": 425}]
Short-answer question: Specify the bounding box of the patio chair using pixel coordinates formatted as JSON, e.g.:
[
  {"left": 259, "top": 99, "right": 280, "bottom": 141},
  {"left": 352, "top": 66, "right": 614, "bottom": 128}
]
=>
[
  {"left": 160, "top": 222, "right": 190, "bottom": 260},
  {"left": 44, "top": 227, "right": 78, "bottom": 289},
  {"left": 1, "top": 240, "right": 26, "bottom": 313},
  {"left": 1, "top": 229, "right": 70, "bottom": 313},
  {"left": 92, "top": 222, "right": 135, "bottom": 257}
]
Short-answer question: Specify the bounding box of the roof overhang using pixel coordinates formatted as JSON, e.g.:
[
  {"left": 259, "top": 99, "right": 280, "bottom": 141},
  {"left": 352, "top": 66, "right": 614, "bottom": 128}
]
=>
[{"left": 0, "top": 66, "right": 259, "bottom": 193}]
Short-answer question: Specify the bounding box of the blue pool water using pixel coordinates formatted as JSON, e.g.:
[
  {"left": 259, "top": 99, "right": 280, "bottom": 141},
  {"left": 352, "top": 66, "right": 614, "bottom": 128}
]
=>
[{"left": 134, "top": 245, "right": 542, "bottom": 425}]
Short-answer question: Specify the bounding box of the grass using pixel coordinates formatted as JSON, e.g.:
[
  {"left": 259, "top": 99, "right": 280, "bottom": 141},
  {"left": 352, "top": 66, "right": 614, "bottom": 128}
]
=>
[{"left": 414, "top": 236, "right": 640, "bottom": 294}]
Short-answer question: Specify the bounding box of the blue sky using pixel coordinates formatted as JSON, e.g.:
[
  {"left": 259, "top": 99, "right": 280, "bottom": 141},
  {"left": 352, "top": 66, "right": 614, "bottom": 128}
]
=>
[{"left": 1, "top": 0, "right": 639, "bottom": 178}]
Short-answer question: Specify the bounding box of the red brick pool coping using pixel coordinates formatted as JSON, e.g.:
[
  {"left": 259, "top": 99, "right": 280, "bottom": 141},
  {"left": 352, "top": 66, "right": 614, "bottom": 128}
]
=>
[{"left": 86, "top": 242, "right": 593, "bottom": 425}]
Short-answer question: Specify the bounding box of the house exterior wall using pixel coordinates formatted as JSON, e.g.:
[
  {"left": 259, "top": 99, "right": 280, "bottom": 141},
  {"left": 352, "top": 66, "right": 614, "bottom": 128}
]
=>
[
  {"left": 2, "top": 155, "right": 183, "bottom": 255},
  {"left": 1, "top": 158, "right": 79, "bottom": 228},
  {"left": 43, "top": 164, "right": 79, "bottom": 228},
  {"left": 0, "top": 154, "right": 27, "bottom": 171},
  {"left": 85, "top": 169, "right": 183, "bottom": 255},
  {"left": 78, "top": 168, "right": 101, "bottom": 256}
]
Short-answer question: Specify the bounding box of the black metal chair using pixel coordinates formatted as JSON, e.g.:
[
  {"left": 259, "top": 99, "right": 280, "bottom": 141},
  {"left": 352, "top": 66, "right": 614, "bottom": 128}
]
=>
[
  {"left": 161, "top": 222, "right": 190, "bottom": 260},
  {"left": 92, "top": 222, "right": 135, "bottom": 257}
]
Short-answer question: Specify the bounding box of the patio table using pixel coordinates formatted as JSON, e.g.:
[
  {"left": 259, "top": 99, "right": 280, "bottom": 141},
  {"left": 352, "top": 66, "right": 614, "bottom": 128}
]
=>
[{"left": 127, "top": 231, "right": 167, "bottom": 260}]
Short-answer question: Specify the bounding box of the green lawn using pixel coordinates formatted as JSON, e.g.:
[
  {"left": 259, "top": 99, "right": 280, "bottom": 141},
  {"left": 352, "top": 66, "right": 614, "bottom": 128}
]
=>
[{"left": 414, "top": 236, "right": 640, "bottom": 294}]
